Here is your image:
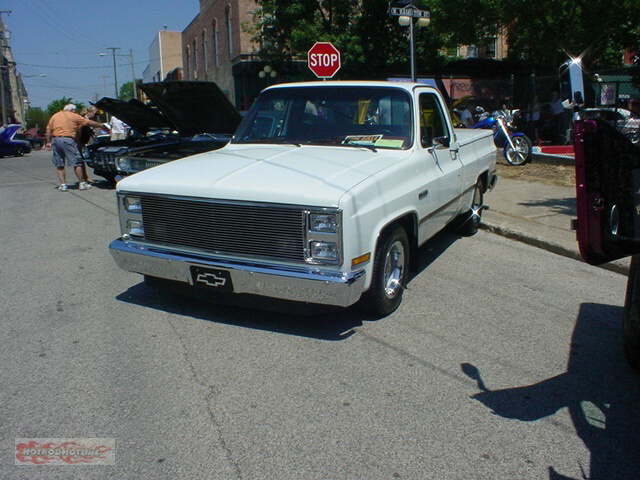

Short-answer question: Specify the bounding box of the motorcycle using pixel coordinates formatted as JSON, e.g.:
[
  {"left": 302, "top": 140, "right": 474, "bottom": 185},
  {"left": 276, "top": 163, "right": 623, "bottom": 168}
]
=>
[{"left": 472, "top": 107, "right": 532, "bottom": 166}]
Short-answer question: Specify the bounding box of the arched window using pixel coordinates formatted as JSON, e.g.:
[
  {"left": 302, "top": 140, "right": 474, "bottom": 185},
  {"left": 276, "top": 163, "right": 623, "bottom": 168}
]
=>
[
  {"left": 212, "top": 19, "right": 219, "bottom": 67},
  {"left": 202, "top": 30, "right": 207, "bottom": 72},
  {"left": 192, "top": 38, "right": 198, "bottom": 78},
  {"left": 225, "top": 5, "right": 233, "bottom": 58},
  {"left": 185, "top": 45, "right": 190, "bottom": 79}
]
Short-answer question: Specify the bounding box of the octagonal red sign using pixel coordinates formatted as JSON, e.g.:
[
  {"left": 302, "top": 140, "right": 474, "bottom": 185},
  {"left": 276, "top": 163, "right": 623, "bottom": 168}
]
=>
[{"left": 307, "top": 42, "right": 341, "bottom": 79}]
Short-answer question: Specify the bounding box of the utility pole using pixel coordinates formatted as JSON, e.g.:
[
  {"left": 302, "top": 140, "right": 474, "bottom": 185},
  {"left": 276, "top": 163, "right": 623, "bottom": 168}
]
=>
[
  {"left": 128, "top": 49, "right": 137, "bottom": 100},
  {"left": 0, "top": 10, "right": 12, "bottom": 125},
  {"left": 106, "top": 47, "right": 120, "bottom": 97}
]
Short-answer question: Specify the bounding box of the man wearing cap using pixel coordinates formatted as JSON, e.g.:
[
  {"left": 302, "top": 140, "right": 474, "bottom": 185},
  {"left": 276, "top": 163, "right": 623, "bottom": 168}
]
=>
[{"left": 45, "top": 103, "right": 108, "bottom": 191}]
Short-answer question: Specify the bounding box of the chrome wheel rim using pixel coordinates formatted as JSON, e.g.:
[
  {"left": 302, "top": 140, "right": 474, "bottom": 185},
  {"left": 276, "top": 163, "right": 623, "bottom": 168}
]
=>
[
  {"left": 383, "top": 240, "right": 405, "bottom": 299},
  {"left": 470, "top": 185, "right": 482, "bottom": 224},
  {"left": 507, "top": 137, "right": 529, "bottom": 165}
]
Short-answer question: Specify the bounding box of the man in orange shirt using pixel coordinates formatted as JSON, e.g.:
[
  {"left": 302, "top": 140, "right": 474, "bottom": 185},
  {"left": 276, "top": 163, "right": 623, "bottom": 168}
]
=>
[{"left": 45, "top": 103, "right": 108, "bottom": 191}]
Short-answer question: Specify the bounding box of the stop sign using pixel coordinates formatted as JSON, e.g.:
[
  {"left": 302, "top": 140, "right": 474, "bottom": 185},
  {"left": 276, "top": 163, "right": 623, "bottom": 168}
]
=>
[{"left": 307, "top": 42, "right": 341, "bottom": 79}]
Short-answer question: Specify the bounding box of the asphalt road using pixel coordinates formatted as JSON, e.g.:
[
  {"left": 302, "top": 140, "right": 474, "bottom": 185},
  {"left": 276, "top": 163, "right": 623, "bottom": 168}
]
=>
[{"left": 1, "top": 150, "right": 639, "bottom": 480}]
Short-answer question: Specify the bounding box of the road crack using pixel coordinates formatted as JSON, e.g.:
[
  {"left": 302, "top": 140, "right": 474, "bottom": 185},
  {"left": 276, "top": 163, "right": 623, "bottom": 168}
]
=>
[{"left": 166, "top": 315, "right": 243, "bottom": 480}]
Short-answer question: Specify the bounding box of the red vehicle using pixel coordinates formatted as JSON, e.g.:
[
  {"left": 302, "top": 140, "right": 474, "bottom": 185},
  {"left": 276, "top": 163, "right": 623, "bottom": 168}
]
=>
[{"left": 574, "top": 117, "right": 640, "bottom": 370}]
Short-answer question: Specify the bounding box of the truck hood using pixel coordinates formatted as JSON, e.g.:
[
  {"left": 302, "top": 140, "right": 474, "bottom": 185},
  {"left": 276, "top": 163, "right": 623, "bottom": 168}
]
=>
[
  {"left": 139, "top": 81, "right": 242, "bottom": 137},
  {"left": 117, "top": 144, "right": 406, "bottom": 207}
]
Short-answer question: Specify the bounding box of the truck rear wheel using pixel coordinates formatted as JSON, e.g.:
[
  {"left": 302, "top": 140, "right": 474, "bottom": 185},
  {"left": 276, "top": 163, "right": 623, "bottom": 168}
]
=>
[
  {"left": 362, "top": 226, "right": 409, "bottom": 317},
  {"left": 456, "top": 179, "right": 484, "bottom": 236}
]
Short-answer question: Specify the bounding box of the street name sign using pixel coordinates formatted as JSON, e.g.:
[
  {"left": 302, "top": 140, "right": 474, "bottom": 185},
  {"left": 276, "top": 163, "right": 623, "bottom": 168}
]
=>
[
  {"left": 307, "top": 42, "right": 341, "bottom": 79},
  {"left": 389, "top": 7, "right": 430, "bottom": 18}
]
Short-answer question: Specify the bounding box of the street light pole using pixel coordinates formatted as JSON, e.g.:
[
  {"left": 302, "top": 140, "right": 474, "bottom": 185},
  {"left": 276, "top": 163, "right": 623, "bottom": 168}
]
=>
[
  {"left": 106, "top": 47, "right": 120, "bottom": 97},
  {"left": 390, "top": 2, "right": 430, "bottom": 82}
]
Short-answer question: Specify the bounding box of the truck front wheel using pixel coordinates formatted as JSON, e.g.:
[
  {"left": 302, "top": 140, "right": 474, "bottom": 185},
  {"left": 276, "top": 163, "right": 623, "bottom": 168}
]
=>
[{"left": 363, "top": 226, "right": 410, "bottom": 317}]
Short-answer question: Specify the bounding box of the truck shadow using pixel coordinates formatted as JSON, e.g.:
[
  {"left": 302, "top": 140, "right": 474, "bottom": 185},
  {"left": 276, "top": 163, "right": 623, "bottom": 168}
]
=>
[
  {"left": 517, "top": 197, "right": 576, "bottom": 217},
  {"left": 462, "top": 303, "right": 640, "bottom": 480},
  {"left": 115, "top": 229, "right": 460, "bottom": 340}
]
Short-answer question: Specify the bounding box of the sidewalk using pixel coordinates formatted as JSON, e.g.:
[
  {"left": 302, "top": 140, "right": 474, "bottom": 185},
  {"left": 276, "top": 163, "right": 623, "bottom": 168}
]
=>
[{"left": 482, "top": 176, "right": 629, "bottom": 276}]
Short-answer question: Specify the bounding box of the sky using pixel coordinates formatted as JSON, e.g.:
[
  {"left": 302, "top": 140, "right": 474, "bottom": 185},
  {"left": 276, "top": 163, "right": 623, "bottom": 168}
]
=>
[{"left": 4, "top": 0, "right": 200, "bottom": 109}]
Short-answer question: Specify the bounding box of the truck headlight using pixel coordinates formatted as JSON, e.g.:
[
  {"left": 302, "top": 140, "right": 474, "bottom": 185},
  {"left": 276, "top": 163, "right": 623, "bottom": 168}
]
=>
[
  {"left": 116, "top": 156, "right": 131, "bottom": 171},
  {"left": 123, "top": 196, "right": 142, "bottom": 212},
  {"left": 310, "top": 241, "right": 338, "bottom": 261},
  {"left": 309, "top": 213, "right": 338, "bottom": 233},
  {"left": 126, "top": 219, "right": 144, "bottom": 237}
]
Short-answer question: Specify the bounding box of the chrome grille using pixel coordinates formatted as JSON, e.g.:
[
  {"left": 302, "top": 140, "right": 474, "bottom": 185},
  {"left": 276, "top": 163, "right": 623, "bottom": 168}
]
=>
[{"left": 140, "top": 196, "right": 306, "bottom": 262}]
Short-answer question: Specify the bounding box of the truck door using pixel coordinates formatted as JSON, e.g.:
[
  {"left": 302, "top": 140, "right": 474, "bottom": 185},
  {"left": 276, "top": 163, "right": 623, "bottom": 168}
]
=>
[
  {"left": 575, "top": 119, "right": 640, "bottom": 264},
  {"left": 416, "top": 91, "right": 464, "bottom": 237}
]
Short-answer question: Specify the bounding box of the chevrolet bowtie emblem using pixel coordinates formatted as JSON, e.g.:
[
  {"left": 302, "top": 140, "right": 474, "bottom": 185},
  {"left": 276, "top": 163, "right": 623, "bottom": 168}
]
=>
[{"left": 196, "top": 272, "right": 227, "bottom": 287}]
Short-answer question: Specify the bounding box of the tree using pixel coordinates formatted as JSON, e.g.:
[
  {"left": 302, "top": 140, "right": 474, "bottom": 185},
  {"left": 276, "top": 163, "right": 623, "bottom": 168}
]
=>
[
  {"left": 251, "top": 0, "right": 640, "bottom": 76},
  {"left": 46, "top": 97, "right": 86, "bottom": 117},
  {"left": 119, "top": 81, "right": 135, "bottom": 100},
  {"left": 25, "top": 107, "right": 49, "bottom": 131},
  {"left": 496, "top": 0, "right": 640, "bottom": 68}
]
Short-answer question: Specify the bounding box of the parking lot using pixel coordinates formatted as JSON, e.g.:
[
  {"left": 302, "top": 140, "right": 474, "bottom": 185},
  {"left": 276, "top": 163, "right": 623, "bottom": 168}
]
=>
[{"left": 1, "top": 150, "right": 639, "bottom": 479}]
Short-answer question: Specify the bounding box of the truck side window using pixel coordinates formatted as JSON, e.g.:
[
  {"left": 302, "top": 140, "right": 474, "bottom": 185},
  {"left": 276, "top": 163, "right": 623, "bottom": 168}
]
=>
[{"left": 419, "top": 93, "right": 449, "bottom": 147}]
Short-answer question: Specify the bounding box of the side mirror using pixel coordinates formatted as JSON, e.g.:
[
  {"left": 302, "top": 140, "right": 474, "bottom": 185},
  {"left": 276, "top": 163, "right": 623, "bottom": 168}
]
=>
[{"left": 433, "top": 136, "right": 450, "bottom": 148}]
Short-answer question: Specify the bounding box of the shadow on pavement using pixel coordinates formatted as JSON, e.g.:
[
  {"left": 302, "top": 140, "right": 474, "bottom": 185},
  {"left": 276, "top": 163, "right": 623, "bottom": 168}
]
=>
[
  {"left": 462, "top": 303, "right": 640, "bottom": 480},
  {"left": 115, "top": 227, "right": 462, "bottom": 340},
  {"left": 518, "top": 197, "right": 576, "bottom": 217},
  {"left": 117, "top": 281, "right": 370, "bottom": 341},
  {"left": 90, "top": 179, "right": 116, "bottom": 190}
]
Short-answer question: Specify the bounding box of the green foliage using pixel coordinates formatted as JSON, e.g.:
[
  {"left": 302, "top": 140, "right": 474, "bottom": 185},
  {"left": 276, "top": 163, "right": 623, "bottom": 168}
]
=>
[
  {"left": 25, "top": 107, "right": 49, "bottom": 130},
  {"left": 46, "top": 97, "right": 86, "bottom": 117},
  {"left": 119, "top": 81, "right": 134, "bottom": 100},
  {"left": 250, "top": 0, "right": 446, "bottom": 79},
  {"left": 251, "top": 0, "right": 640, "bottom": 76},
  {"left": 496, "top": 0, "right": 640, "bottom": 68}
]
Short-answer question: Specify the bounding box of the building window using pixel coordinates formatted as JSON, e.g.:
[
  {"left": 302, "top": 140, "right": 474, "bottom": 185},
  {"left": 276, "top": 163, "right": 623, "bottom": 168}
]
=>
[
  {"left": 212, "top": 19, "right": 219, "bottom": 67},
  {"left": 202, "top": 30, "right": 207, "bottom": 73},
  {"left": 193, "top": 38, "right": 198, "bottom": 78},
  {"left": 185, "top": 45, "right": 190, "bottom": 79},
  {"left": 225, "top": 5, "right": 233, "bottom": 58},
  {"left": 486, "top": 38, "right": 497, "bottom": 59}
]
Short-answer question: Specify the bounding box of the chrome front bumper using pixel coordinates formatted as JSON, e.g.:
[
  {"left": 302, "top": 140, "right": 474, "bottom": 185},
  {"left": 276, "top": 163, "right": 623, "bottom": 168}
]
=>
[{"left": 109, "top": 239, "right": 366, "bottom": 307}]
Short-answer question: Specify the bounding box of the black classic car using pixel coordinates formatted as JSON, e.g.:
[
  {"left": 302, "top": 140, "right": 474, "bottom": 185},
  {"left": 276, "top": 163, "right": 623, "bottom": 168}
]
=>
[{"left": 86, "top": 81, "right": 241, "bottom": 184}]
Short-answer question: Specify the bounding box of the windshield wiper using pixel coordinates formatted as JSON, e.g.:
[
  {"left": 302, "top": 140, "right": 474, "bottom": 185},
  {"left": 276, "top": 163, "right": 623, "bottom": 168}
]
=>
[
  {"left": 341, "top": 142, "right": 377, "bottom": 152},
  {"left": 239, "top": 138, "right": 301, "bottom": 147}
]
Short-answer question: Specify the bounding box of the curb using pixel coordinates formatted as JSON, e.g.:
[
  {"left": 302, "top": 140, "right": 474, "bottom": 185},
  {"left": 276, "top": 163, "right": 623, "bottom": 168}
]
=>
[{"left": 480, "top": 222, "right": 629, "bottom": 276}]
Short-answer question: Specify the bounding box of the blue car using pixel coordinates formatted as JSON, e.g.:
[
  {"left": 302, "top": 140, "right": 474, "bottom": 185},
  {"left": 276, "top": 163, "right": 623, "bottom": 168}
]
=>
[{"left": 0, "top": 124, "right": 32, "bottom": 157}]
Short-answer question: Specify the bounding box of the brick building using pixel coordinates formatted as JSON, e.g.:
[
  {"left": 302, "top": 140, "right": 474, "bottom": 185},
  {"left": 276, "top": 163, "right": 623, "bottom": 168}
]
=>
[{"left": 182, "top": 0, "right": 261, "bottom": 110}]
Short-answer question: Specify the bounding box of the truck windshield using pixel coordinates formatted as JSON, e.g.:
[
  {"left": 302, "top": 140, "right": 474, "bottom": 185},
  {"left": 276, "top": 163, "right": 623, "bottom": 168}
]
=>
[{"left": 233, "top": 86, "right": 413, "bottom": 150}]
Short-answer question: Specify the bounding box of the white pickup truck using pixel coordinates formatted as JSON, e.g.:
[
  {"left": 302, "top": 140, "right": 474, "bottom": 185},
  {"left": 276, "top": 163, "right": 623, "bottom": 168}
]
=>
[{"left": 110, "top": 81, "right": 497, "bottom": 316}]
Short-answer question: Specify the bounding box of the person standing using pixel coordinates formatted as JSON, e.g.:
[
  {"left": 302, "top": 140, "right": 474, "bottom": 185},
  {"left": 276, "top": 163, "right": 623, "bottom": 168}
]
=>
[
  {"left": 109, "top": 115, "right": 128, "bottom": 141},
  {"left": 45, "top": 103, "right": 108, "bottom": 191}
]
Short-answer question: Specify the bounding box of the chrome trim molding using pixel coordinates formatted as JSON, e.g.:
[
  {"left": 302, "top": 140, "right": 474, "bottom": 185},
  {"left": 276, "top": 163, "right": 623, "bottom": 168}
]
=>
[{"left": 109, "top": 239, "right": 365, "bottom": 307}]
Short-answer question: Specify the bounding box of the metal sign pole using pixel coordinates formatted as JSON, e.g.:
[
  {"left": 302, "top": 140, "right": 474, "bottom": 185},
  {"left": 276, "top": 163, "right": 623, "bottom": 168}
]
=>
[{"left": 410, "top": 15, "right": 415, "bottom": 82}]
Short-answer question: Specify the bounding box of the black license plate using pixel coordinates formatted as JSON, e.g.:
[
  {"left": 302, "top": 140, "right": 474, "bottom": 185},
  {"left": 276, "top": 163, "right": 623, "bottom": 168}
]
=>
[{"left": 190, "top": 266, "right": 233, "bottom": 292}]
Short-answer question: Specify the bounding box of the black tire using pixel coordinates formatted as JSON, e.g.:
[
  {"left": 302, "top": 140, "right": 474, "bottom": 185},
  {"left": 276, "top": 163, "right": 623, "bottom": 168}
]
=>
[
  {"left": 14, "top": 148, "right": 25, "bottom": 157},
  {"left": 456, "top": 179, "right": 484, "bottom": 236},
  {"left": 361, "top": 226, "right": 410, "bottom": 317},
  {"left": 504, "top": 135, "right": 532, "bottom": 166},
  {"left": 624, "top": 256, "right": 640, "bottom": 372}
]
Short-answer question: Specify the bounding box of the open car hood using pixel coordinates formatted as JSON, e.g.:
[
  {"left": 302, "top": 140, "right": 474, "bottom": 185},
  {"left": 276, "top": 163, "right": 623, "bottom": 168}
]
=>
[
  {"left": 0, "top": 124, "right": 21, "bottom": 143},
  {"left": 139, "top": 81, "right": 242, "bottom": 137},
  {"left": 94, "top": 97, "right": 172, "bottom": 134}
]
